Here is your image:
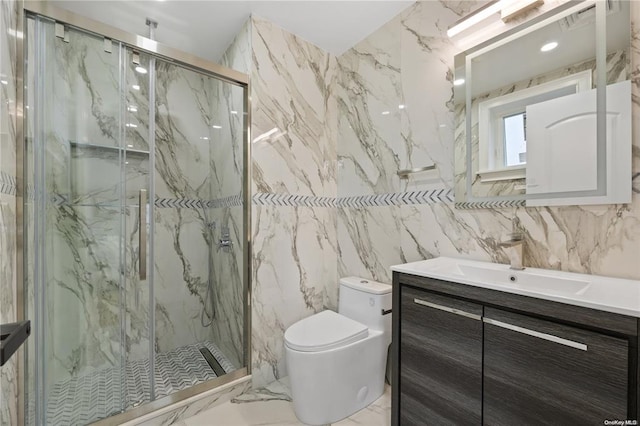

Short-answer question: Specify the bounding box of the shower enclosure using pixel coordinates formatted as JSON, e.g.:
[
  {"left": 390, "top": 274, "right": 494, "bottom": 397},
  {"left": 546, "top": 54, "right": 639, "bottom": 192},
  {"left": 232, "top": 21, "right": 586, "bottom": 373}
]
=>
[{"left": 20, "top": 4, "right": 250, "bottom": 425}]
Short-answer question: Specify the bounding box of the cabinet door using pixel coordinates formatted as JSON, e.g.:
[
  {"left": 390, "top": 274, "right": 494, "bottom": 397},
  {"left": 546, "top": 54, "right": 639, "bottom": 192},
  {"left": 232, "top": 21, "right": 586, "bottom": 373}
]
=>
[
  {"left": 400, "top": 286, "right": 483, "bottom": 425},
  {"left": 483, "top": 307, "right": 629, "bottom": 425}
]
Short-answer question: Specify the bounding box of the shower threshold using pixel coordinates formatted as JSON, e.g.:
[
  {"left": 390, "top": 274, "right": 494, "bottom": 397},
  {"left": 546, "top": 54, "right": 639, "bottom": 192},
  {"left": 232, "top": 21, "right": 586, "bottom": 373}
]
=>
[{"left": 43, "top": 341, "right": 237, "bottom": 425}]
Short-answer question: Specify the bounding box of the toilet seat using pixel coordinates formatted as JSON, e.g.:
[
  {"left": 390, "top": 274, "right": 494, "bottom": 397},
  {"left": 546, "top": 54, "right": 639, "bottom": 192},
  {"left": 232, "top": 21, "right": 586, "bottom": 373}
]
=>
[{"left": 284, "top": 310, "right": 368, "bottom": 352}]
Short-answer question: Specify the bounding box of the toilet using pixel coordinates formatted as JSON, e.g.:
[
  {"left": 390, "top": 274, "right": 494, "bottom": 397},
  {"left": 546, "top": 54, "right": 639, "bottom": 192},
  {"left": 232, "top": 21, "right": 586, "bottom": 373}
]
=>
[{"left": 284, "top": 277, "right": 392, "bottom": 425}]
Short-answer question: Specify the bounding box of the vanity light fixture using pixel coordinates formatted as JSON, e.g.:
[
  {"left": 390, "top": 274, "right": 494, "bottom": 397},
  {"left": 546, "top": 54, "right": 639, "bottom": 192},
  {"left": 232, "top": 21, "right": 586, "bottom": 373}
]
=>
[
  {"left": 454, "top": 78, "right": 466, "bottom": 86},
  {"left": 448, "top": 0, "right": 544, "bottom": 38},
  {"left": 135, "top": 66, "right": 148, "bottom": 74},
  {"left": 540, "top": 41, "right": 558, "bottom": 52}
]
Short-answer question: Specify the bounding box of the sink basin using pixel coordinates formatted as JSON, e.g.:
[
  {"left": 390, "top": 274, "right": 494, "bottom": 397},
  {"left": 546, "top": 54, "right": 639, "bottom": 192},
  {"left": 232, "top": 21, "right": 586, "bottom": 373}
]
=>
[
  {"left": 391, "top": 257, "right": 640, "bottom": 318},
  {"left": 455, "top": 264, "right": 591, "bottom": 296}
]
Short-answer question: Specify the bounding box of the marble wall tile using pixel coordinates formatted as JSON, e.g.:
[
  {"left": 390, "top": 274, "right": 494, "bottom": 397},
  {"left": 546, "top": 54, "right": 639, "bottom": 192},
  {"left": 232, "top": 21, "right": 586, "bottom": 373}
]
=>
[
  {"left": 220, "top": 20, "right": 251, "bottom": 76},
  {"left": 251, "top": 204, "right": 337, "bottom": 387},
  {"left": 155, "top": 60, "right": 214, "bottom": 201},
  {"left": 250, "top": 16, "right": 336, "bottom": 198},
  {"left": 336, "top": 22, "right": 403, "bottom": 197},
  {"left": 0, "top": 0, "right": 18, "bottom": 423},
  {"left": 45, "top": 204, "right": 123, "bottom": 386},
  {"left": 337, "top": 0, "right": 640, "bottom": 292},
  {"left": 154, "top": 206, "right": 212, "bottom": 353},
  {"left": 337, "top": 206, "right": 402, "bottom": 284},
  {"left": 206, "top": 206, "right": 244, "bottom": 369},
  {"left": 216, "top": 16, "right": 340, "bottom": 388},
  {"left": 27, "top": 20, "right": 126, "bottom": 390}
]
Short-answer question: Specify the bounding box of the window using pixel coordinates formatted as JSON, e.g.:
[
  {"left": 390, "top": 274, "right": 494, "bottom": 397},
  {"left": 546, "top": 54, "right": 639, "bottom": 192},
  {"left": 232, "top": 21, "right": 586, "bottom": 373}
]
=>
[
  {"left": 477, "top": 70, "right": 591, "bottom": 182},
  {"left": 503, "top": 112, "right": 526, "bottom": 167}
]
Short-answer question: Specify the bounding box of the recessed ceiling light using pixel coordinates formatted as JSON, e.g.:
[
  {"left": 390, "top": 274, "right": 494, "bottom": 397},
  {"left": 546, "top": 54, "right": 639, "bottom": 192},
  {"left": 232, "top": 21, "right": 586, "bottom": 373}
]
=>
[
  {"left": 454, "top": 78, "right": 465, "bottom": 86},
  {"left": 132, "top": 85, "right": 140, "bottom": 91},
  {"left": 540, "top": 41, "right": 558, "bottom": 52},
  {"left": 398, "top": 104, "right": 405, "bottom": 109},
  {"left": 212, "top": 125, "right": 222, "bottom": 129},
  {"left": 381, "top": 111, "right": 390, "bottom": 115},
  {"left": 135, "top": 66, "right": 148, "bottom": 74}
]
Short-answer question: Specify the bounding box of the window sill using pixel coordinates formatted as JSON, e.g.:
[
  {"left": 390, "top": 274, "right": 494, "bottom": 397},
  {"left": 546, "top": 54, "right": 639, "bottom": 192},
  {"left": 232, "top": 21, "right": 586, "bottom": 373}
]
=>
[{"left": 477, "top": 166, "right": 526, "bottom": 183}]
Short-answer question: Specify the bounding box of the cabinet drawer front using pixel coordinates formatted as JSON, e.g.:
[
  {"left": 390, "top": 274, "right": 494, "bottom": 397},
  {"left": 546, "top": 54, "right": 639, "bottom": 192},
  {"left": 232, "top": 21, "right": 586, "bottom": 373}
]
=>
[
  {"left": 484, "top": 308, "right": 629, "bottom": 425},
  {"left": 400, "top": 286, "right": 482, "bottom": 425}
]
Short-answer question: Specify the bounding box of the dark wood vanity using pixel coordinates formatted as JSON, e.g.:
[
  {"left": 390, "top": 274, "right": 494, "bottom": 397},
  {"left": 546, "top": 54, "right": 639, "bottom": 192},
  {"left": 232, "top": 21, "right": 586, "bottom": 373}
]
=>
[{"left": 391, "top": 272, "right": 640, "bottom": 425}]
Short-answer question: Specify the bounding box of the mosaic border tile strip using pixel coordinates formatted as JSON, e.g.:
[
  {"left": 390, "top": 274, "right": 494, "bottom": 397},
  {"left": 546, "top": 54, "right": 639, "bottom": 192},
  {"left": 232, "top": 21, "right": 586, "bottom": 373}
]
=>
[
  {"left": 41, "top": 194, "right": 243, "bottom": 209},
  {"left": 253, "top": 193, "right": 337, "bottom": 207},
  {"left": 252, "top": 189, "right": 453, "bottom": 207},
  {"left": 206, "top": 193, "right": 243, "bottom": 208},
  {"left": 455, "top": 199, "right": 526, "bottom": 209},
  {"left": 155, "top": 197, "right": 205, "bottom": 209},
  {"left": 0, "top": 172, "right": 16, "bottom": 196},
  {"left": 338, "top": 189, "right": 454, "bottom": 207}
]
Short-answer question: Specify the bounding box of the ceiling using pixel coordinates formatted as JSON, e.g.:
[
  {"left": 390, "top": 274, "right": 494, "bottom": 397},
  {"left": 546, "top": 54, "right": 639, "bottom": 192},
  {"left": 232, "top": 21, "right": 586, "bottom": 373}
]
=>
[{"left": 48, "top": 0, "right": 415, "bottom": 62}]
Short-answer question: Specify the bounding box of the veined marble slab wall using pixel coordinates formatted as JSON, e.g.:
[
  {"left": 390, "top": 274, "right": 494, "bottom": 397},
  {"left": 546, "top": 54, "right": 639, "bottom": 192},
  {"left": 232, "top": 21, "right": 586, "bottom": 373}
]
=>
[
  {"left": 154, "top": 59, "right": 217, "bottom": 355},
  {"left": 219, "top": 16, "right": 339, "bottom": 388},
  {"left": 30, "top": 20, "right": 126, "bottom": 390},
  {"left": 337, "top": 0, "right": 640, "bottom": 289},
  {"left": 1, "top": 0, "right": 19, "bottom": 424},
  {"left": 207, "top": 23, "right": 251, "bottom": 369}
]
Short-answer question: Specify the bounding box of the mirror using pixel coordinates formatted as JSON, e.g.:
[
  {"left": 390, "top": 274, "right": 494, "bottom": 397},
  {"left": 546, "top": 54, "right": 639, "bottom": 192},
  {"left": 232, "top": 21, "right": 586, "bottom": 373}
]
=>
[{"left": 454, "top": 0, "right": 631, "bottom": 207}]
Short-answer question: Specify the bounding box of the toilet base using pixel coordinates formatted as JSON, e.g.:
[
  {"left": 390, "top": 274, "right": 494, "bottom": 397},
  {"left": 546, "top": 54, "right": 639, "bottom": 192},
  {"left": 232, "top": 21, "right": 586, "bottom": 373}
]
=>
[{"left": 285, "top": 330, "right": 387, "bottom": 425}]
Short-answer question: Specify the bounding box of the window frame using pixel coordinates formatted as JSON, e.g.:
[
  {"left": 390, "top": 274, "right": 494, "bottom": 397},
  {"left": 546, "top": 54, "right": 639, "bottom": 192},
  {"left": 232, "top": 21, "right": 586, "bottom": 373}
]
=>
[{"left": 477, "top": 70, "right": 592, "bottom": 182}]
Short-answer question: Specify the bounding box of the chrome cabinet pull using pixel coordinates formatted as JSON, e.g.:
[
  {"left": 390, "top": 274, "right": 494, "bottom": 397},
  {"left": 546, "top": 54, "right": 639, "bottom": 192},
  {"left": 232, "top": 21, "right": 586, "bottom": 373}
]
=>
[
  {"left": 139, "top": 189, "right": 147, "bottom": 280},
  {"left": 483, "top": 318, "right": 588, "bottom": 351},
  {"left": 413, "top": 298, "right": 481, "bottom": 321}
]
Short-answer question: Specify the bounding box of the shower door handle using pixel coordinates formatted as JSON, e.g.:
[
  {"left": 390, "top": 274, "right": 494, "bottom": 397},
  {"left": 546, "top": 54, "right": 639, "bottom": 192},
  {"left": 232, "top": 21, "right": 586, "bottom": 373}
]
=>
[{"left": 139, "top": 189, "right": 147, "bottom": 280}]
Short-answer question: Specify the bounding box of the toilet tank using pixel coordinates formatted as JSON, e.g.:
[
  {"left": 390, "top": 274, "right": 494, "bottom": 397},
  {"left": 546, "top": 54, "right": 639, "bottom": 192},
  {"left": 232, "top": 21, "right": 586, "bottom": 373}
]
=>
[{"left": 338, "top": 277, "right": 392, "bottom": 334}]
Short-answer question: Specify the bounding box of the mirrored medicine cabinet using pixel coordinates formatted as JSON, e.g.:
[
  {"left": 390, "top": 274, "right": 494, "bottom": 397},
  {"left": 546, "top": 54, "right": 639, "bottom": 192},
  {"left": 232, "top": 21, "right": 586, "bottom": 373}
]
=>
[{"left": 454, "top": 0, "right": 632, "bottom": 207}]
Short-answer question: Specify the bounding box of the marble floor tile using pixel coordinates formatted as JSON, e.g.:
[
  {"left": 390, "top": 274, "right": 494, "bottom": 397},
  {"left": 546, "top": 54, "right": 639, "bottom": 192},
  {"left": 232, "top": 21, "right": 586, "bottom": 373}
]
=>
[{"left": 182, "top": 378, "right": 390, "bottom": 426}]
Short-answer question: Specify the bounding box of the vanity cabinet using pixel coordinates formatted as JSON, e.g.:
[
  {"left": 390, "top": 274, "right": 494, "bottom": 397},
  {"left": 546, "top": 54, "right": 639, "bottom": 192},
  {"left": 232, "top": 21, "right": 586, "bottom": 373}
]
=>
[
  {"left": 392, "top": 273, "right": 639, "bottom": 426},
  {"left": 399, "top": 286, "right": 482, "bottom": 425},
  {"left": 483, "top": 307, "right": 628, "bottom": 424}
]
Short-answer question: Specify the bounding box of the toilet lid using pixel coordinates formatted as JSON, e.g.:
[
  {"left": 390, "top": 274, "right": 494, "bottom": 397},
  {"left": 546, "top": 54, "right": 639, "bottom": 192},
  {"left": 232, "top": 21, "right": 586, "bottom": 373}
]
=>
[{"left": 284, "top": 310, "right": 368, "bottom": 352}]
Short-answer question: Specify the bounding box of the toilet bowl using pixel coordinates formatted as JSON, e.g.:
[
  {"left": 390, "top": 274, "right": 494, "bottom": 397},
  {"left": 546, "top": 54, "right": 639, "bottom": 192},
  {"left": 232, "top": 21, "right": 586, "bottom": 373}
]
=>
[{"left": 284, "top": 277, "right": 392, "bottom": 425}]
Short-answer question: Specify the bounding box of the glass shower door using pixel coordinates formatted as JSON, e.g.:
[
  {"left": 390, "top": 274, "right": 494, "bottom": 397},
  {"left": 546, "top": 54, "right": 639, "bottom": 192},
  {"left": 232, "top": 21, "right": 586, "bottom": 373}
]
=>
[
  {"left": 24, "top": 15, "right": 146, "bottom": 424},
  {"left": 23, "top": 8, "right": 249, "bottom": 424},
  {"left": 152, "top": 58, "right": 246, "bottom": 398}
]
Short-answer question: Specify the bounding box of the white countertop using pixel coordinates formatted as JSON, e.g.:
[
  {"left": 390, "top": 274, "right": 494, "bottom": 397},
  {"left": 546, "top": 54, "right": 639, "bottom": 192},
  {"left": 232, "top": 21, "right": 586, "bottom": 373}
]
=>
[{"left": 391, "top": 257, "right": 640, "bottom": 318}]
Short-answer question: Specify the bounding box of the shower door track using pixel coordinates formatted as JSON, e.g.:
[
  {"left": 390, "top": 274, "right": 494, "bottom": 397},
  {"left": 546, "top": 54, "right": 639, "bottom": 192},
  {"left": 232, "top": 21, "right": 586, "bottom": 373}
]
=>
[{"left": 16, "top": 2, "right": 253, "bottom": 425}]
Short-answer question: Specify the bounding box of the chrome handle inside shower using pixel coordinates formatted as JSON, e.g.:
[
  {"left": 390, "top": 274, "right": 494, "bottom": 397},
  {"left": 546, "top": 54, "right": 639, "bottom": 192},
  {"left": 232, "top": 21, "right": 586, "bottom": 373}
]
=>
[
  {"left": 218, "top": 226, "right": 233, "bottom": 252},
  {"left": 139, "top": 189, "right": 147, "bottom": 280}
]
